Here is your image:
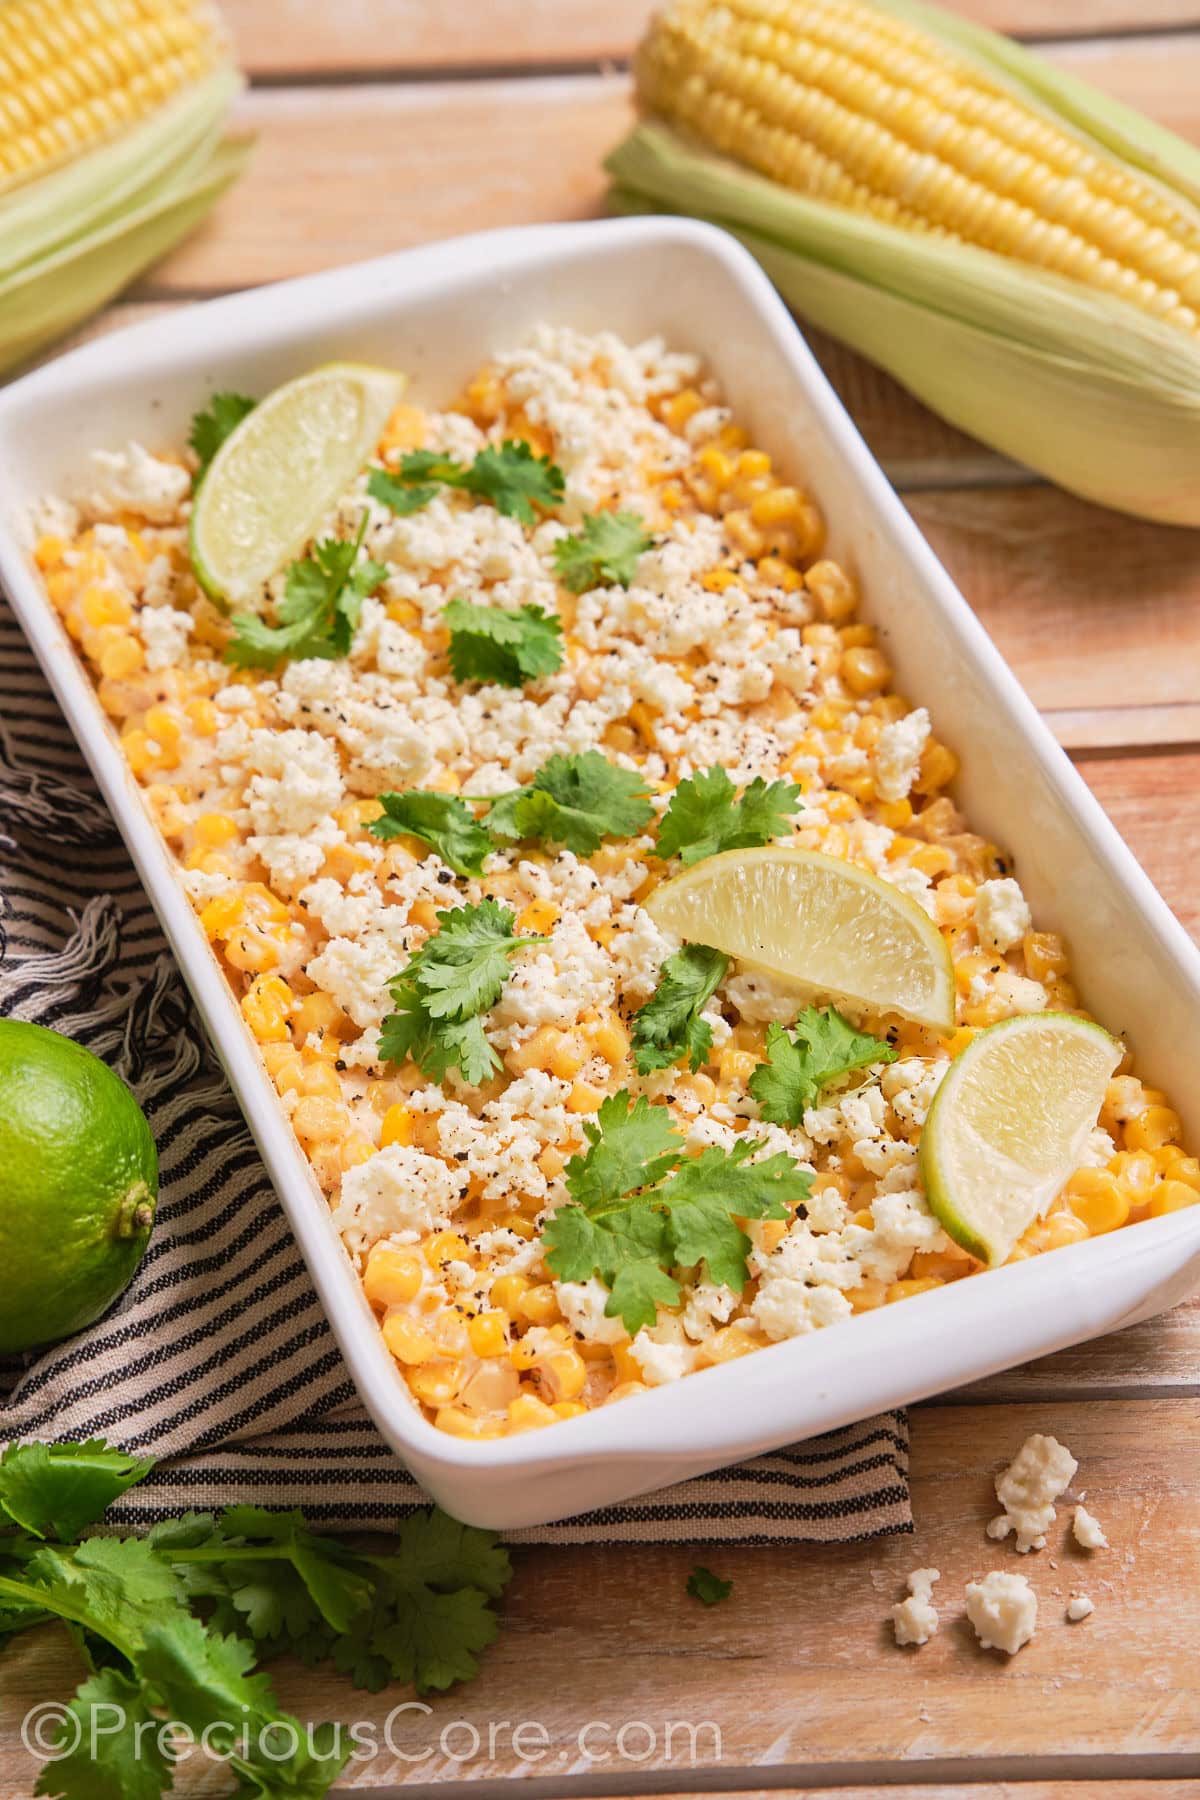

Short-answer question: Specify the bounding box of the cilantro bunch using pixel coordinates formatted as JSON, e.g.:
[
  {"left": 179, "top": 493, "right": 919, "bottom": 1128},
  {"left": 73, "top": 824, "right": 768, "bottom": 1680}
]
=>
[
  {"left": 226, "top": 513, "right": 387, "bottom": 669},
  {"left": 368, "top": 750, "right": 655, "bottom": 873},
  {"left": 631, "top": 943, "right": 729, "bottom": 1075},
  {"left": 368, "top": 440, "right": 564, "bottom": 525},
  {"left": 0, "top": 1439, "right": 510, "bottom": 1800},
  {"left": 378, "top": 899, "right": 545, "bottom": 1085},
  {"left": 542, "top": 1092, "right": 812, "bottom": 1334}
]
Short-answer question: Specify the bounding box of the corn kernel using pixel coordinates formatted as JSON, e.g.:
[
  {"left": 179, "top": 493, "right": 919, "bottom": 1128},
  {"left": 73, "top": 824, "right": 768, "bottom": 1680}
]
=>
[
  {"left": 915, "top": 742, "right": 960, "bottom": 794},
  {"left": 1150, "top": 1181, "right": 1200, "bottom": 1217},
  {"left": 33, "top": 534, "right": 65, "bottom": 570},
  {"left": 507, "top": 1393, "right": 558, "bottom": 1432},
  {"left": 876, "top": 797, "right": 913, "bottom": 830},
  {"left": 885, "top": 1277, "right": 943, "bottom": 1303},
  {"left": 424, "top": 1231, "right": 471, "bottom": 1271},
  {"left": 81, "top": 584, "right": 132, "bottom": 629},
  {"left": 540, "top": 1346, "right": 587, "bottom": 1403},
  {"left": 380, "top": 1104, "right": 414, "bottom": 1149},
  {"left": 364, "top": 1248, "right": 423, "bottom": 1307},
  {"left": 467, "top": 1310, "right": 508, "bottom": 1358},
  {"left": 567, "top": 1079, "right": 605, "bottom": 1114},
  {"left": 1066, "top": 1168, "right": 1130, "bottom": 1235},
  {"left": 517, "top": 898, "right": 560, "bottom": 936},
  {"left": 241, "top": 973, "right": 293, "bottom": 1044},
  {"left": 100, "top": 635, "right": 144, "bottom": 679},
  {"left": 143, "top": 704, "right": 181, "bottom": 746},
  {"left": 195, "top": 812, "right": 238, "bottom": 847},
  {"left": 186, "top": 697, "right": 220, "bottom": 736},
  {"left": 407, "top": 1360, "right": 463, "bottom": 1407},
  {"left": 290, "top": 1097, "right": 346, "bottom": 1144},
  {"left": 518, "top": 1284, "right": 561, "bottom": 1326},
  {"left": 1124, "top": 1106, "right": 1182, "bottom": 1153}
]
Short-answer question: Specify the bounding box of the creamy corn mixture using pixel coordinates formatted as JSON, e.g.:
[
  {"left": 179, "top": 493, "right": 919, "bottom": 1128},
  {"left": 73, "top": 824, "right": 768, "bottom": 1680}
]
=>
[{"left": 32, "top": 326, "right": 1199, "bottom": 1441}]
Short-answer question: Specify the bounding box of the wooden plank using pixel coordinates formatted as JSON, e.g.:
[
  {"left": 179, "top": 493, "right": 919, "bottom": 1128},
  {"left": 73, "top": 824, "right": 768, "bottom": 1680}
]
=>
[
  {"left": 904, "top": 489, "right": 1200, "bottom": 732},
  {"left": 649, "top": 1789, "right": 1200, "bottom": 1799},
  {"left": 1074, "top": 747, "right": 1200, "bottom": 942},
  {"left": 219, "top": 1, "right": 1200, "bottom": 76},
  {"left": 137, "top": 33, "right": 1200, "bottom": 293},
  {"left": 4, "top": 1402, "right": 1194, "bottom": 1791}
]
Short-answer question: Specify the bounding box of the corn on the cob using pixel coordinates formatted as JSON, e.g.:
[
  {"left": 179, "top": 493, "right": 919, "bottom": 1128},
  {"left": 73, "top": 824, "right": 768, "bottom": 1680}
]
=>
[
  {"left": 0, "top": 0, "right": 226, "bottom": 194},
  {"left": 0, "top": 0, "right": 246, "bottom": 374},
  {"left": 611, "top": 0, "right": 1200, "bottom": 525}
]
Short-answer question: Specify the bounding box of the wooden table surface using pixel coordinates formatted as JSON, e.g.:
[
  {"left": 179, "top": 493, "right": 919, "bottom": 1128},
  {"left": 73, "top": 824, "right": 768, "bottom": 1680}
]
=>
[{"left": 4, "top": 2, "right": 1200, "bottom": 1794}]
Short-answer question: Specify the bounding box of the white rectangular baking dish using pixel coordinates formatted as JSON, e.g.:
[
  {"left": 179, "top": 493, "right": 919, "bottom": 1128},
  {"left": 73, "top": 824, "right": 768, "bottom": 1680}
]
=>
[{"left": 2, "top": 217, "right": 1198, "bottom": 1530}]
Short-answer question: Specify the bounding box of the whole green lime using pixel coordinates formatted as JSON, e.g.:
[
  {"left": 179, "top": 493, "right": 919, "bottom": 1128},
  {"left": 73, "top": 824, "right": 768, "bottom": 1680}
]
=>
[{"left": 0, "top": 1019, "right": 158, "bottom": 1353}]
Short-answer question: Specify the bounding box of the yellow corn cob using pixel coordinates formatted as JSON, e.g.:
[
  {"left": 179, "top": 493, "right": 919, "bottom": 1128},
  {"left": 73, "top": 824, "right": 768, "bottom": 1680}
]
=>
[
  {"left": 0, "top": 0, "right": 227, "bottom": 196},
  {"left": 612, "top": 0, "right": 1200, "bottom": 524}
]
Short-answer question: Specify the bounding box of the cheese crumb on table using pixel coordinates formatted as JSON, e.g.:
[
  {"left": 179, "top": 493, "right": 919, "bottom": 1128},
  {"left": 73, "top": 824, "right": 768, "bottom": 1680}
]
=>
[
  {"left": 1066, "top": 1594, "right": 1095, "bottom": 1621},
  {"left": 965, "top": 1570, "right": 1038, "bottom": 1654},
  {"left": 987, "top": 1433, "right": 1078, "bottom": 1552},
  {"left": 892, "top": 1567, "right": 940, "bottom": 1646},
  {"left": 1072, "top": 1503, "right": 1108, "bottom": 1550}
]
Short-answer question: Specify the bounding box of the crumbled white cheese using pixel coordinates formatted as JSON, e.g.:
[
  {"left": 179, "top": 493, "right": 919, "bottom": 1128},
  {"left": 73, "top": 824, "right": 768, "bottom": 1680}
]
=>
[
  {"left": 974, "top": 877, "right": 1033, "bottom": 954},
  {"left": 752, "top": 1275, "right": 853, "bottom": 1342},
  {"left": 965, "top": 1570, "right": 1037, "bottom": 1654},
  {"left": 1072, "top": 1504, "right": 1108, "bottom": 1550},
  {"left": 630, "top": 1325, "right": 696, "bottom": 1385},
  {"left": 892, "top": 1567, "right": 940, "bottom": 1647},
  {"left": 1066, "top": 1594, "right": 1094, "bottom": 1621},
  {"left": 987, "top": 1434, "right": 1078, "bottom": 1553},
  {"left": 874, "top": 707, "right": 930, "bottom": 803},
  {"left": 554, "top": 1277, "right": 628, "bottom": 1346},
  {"left": 332, "top": 1144, "right": 462, "bottom": 1256},
  {"left": 139, "top": 604, "right": 194, "bottom": 672},
  {"left": 82, "top": 442, "right": 190, "bottom": 522}
]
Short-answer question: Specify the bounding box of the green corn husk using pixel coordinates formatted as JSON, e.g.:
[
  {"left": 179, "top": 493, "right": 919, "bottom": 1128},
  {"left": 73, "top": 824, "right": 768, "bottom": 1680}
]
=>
[
  {"left": 0, "top": 55, "right": 248, "bottom": 375},
  {"left": 0, "top": 133, "right": 251, "bottom": 374},
  {"left": 609, "top": 0, "right": 1200, "bottom": 527}
]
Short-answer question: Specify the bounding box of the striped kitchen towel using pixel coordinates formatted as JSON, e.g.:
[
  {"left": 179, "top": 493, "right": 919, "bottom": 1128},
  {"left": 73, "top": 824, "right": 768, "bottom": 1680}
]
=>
[{"left": 0, "top": 593, "right": 911, "bottom": 1545}]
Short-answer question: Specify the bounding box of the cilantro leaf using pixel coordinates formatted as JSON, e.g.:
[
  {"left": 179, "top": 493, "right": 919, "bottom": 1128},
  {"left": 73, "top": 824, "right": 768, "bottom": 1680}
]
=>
[
  {"left": 748, "top": 1006, "right": 898, "bottom": 1127},
  {"left": 379, "top": 900, "right": 544, "bottom": 1085},
  {"left": 136, "top": 1613, "right": 276, "bottom": 1739},
  {"left": 553, "top": 510, "right": 653, "bottom": 591},
  {"left": 188, "top": 391, "right": 256, "bottom": 477},
  {"left": 442, "top": 598, "right": 563, "bottom": 687},
  {"left": 564, "top": 1090, "right": 683, "bottom": 1212},
  {"left": 687, "top": 1565, "right": 733, "bottom": 1606},
  {"left": 34, "top": 1666, "right": 171, "bottom": 1800},
  {"left": 0, "top": 1439, "right": 153, "bottom": 1540},
  {"left": 226, "top": 513, "right": 386, "bottom": 669},
  {"left": 367, "top": 465, "right": 440, "bottom": 515},
  {"left": 631, "top": 943, "right": 728, "bottom": 1075},
  {"left": 368, "top": 790, "right": 492, "bottom": 878},
  {"left": 485, "top": 751, "right": 654, "bottom": 856},
  {"left": 369, "top": 440, "right": 565, "bottom": 525},
  {"left": 543, "top": 1091, "right": 809, "bottom": 1334},
  {"left": 657, "top": 766, "right": 803, "bottom": 866},
  {"left": 658, "top": 1140, "right": 809, "bottom": 1290},
  {"left": 460, "top": 439, "right": 565, "bottom": 523}
]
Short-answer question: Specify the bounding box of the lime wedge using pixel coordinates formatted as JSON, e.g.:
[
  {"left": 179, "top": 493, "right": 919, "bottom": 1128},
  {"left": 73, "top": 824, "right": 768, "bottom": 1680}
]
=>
[
  {"left": 919, "top": 1013, "right": 1122, "bottom": 1267},
  {"left": 644, "top": 845, "right": 955, "bottom": 1030},
  {"left": 189, "top": 362, "right": 406, "bottom": 606}
]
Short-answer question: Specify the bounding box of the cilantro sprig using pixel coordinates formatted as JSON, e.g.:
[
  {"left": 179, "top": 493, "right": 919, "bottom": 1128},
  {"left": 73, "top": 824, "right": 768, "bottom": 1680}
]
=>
[
  {"left": 443, "top": 597, "right": 563, "bottom": 687},
  {"left": 657, "top": 766, "right": 803, "bottom": 866},
  {"left": 368, "top": 791, "right": 493, "bottom": 878},
  {"left": 553, "top": 510, "right": 653, "bottom": 592},
  {"left": 631, "top": 943, "right": 729, "bottom": 1075},
  {"left": 687, "top": 1565, "right": 733, "bottom": 1606},
  {"left": 0, "top": 1439, "right": 511, "bottom": 1800},
  {"left": 748, "top": 1005, "right": 897, "bottom": 1127},
  {"left": 188, "top": 391, "right": 256, "bottom": 478},
  {"left": 379, "top": 899, "right": 544, "bottom": 1085},
  {"left": 542, "top": 1091, "right": 811, "bottom": 1334},
  {"left": 484, "top": 751, "right": 655, "bottom": 857},
  {"left": 225, "top": 512, "right": 387, "bottom": 669},
  {"left": 370, "top": 751, "right": 654, "bottom": 885},
  {"left": 369, "top": 438, "right": 565, "bottom": 525}
]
